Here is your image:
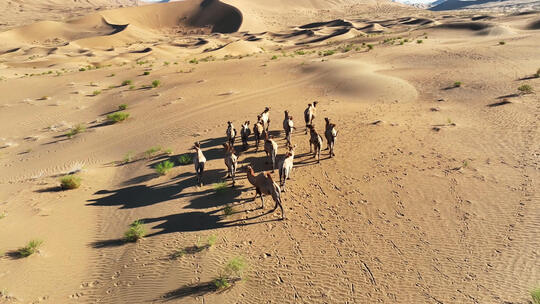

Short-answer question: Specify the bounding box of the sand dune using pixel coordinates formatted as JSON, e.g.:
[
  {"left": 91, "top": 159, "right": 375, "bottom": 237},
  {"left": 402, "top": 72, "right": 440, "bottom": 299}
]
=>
[{"left": 0, "top": 1, "right": 539, "bottom": 304}]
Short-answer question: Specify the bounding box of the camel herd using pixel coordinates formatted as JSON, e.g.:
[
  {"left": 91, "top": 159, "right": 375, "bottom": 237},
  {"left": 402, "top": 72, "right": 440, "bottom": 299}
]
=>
[{"left": 191, "top": 102, "right": 338, "bottom": 220}]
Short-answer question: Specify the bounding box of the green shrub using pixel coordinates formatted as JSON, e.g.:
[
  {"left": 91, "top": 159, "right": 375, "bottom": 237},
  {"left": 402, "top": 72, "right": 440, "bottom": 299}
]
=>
[
  {"left": 66, "top": 124, "right": 86, "bottom": 138},
  {"left": 129, "top": 85, "right": 135, "bottom": 90},
  {"left": 207, "top": 234, "right": 217, "bottom": 247},
  {"left": 18, "top": 239, "right": 43, "bottom": 257},
  {"left": 121, "top": 80, "right": 132, "bottom": 86},
  {"left": 322, "top": 50, "right": 335, "bottom": 56},
  {"left": 271, "top": 55, "right": 278, "bottom": 60},
  {"left": 107, "top": 112, "right": 130, "bottom": 123},
  {"left": 213, "top": 256, "right": 247, "bottom": 290},
  {"left": 518, "top": 84, "right": 533, "bottom": 94},
  {"left": 532, "top": 287, "right": 540, "bottom": 304},
  {"left": 535, "top": 68, "right": 540, "bottom": 78},
  {"left": 367, "top": 44, "right": 373, "bottom": 50},
  {"left": 0, "top": 211, "right": 6, "bottom": 220},
  {"left": 92, "top": 90, "right": 101, "bottom": 96},
  {"left": 124, "top": 220, "right": 145, "bottom": 242},
  {"left": 152, "top": 80, "right": 160, "bottom": 88},
  {"left": 118, "top": 104, "right": 127, "bottom": 110},
  {"left": 177, "top": 154, "right": 192, "bottom": 165},
  {"left": 123, "top": 151, "right": 134, "bottom": 163},
  {"left": 295, "top": 50, "right": 305, "bottom": 55},
  {"left": 145, "top": 146, "right": 162, "bottom": 158},
  {"left": 417, "top": 39, "right": 423, "bottom": 44},
  {"left": 79, "top": 68, "right": 86, "bottom": 72},
  {"left": 143, "top": 71, "right": 150, "bottom": 76},
  {"left": 155, "top": 160, "right": 174, "bottom": 175},
  {"left": 223, "top": 205, "right": 234, "bottom": 216},
  {"left": 189, "top": 58, "right": 199, "bottom": 64},
  {"left": 60, "top": 175, "right": 81, "bottom": 189},
  {"left": 214, "top": 181, "right": 228, "bottom": 194},
  {"left": 454, "top": 81, "right": 462, "bottom": 88}
]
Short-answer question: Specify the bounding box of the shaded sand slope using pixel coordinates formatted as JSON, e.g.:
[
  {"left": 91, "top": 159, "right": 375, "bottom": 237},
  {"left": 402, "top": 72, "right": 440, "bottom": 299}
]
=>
[{"left": 0, "top": 4, "right": 539, "bottom": 304}]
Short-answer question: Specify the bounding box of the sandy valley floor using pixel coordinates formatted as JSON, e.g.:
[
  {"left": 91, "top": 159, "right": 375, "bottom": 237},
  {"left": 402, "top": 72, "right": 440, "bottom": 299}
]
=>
[{"left": 0, "top": 0, "right": 539, "bottom": 303}]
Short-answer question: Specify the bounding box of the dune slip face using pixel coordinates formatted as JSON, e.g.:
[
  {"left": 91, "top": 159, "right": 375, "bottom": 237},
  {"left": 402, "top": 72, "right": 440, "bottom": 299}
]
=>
[{"left": 0, "top": 1, "right": 539, "bottom": 303}]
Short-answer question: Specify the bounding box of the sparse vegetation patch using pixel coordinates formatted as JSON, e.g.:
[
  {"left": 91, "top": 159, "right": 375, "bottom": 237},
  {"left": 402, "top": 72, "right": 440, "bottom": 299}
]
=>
[
  {"left": 18, "top": 239, "right": 43, "bottom": 257},
  {"left": 118, "top": 104, "right": 127, "bottom": 110},
  {"left": 107, "top": 112, "right": 130, "bottom": 123},
  {"left": 214, "top": 181, "right": 228, "bottom": 194},
  {"left": 213, "top": 256, "right": 247, "bottom": 290},
  {"left": 122, "top": 80, "right": 132, "bottom": 86},
  {"left": 152, "top": 80, "right": 160, "bottom": 88},
  {"left": 518, "top": 84, "right": 533, "bottom": 94},
  {"left": 65, "top": 124, "right": 86, "bottom": 138},
  {"left": 155, "top": 160, "right": 174, "bottom": 175},
  {"left": 177, "top": 154, "right": 192, "bottom": 165},
  {"left": 60, "top": 175, "right": 81, "bottom": 190},
  {"left": 532, "top": 287, "right": 540, "bottom": 304},
  {"left": 124, "top": 220, "right": 145, "bottom": 242}
]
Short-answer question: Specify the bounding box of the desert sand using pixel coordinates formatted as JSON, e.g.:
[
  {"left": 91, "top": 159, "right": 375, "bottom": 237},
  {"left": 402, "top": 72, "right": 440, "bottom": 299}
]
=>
[{"left": 0, "top": 0, "right": 538, "bottom": 303}]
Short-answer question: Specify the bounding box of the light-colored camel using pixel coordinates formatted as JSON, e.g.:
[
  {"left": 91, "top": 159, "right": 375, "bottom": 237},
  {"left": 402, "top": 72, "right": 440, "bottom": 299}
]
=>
[
  {"left": 264, "top": 132, "right": 278, "bottom": 172},
  {"left": 278, "top": 144, "right": 296, "bottom": 192},
  {"left": 222, "top": 142, "right": 238, "bottom": 187},
  {"left": 192, "top": 142, "right": 206, "bottom": 186}
]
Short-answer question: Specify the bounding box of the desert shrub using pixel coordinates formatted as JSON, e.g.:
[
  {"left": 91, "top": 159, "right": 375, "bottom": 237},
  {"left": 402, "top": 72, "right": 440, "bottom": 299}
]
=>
[
  {"left": 171, "top": 249, "right": 186, "bottom": 259},
  {"left": 124, "top": 220, "right": 145, "bottom": 242},
  {"left": 207, "top": 234, "right": 217, "bottom": 247},
  {"left": 152, "top": 80, "right": 160, "bottom": 88},
  {"left": 532, "top": 288, "right": 540, "bottom": 304},
  {"left": 0, "top": 211, "right": 6, "bottom": 220},
  {"left": 145, "top": 146, "right": 162, "bottom": 158},
  {"left": 454, "top": 81, "right": 462, "bottom": 87},
  {"left": 214, "top": 181, "right": 228, "bottom": 194},
  {"left": 118, "top": 104, "right": 127, "bottom": 110},
  {"left": 143, "top": 71, "right": 150, "bottom": 75},
  {"left": 18, "top": 239, "right": 43, "bottom": 257},
  {"left": 123, "top": 151, "right": 134, "bottom": 163},
  {"left": 271, "top": 55, "right": 278, "bottom": 60},
  {"left": 164, "top": 61, "right": 169, "bottom": 66},
  {"left": 295, "top": 50, "right": 305, "bottom": 55},
  {"left": 223, "top": 205, "right": 234, "bottom": 216},
  {"left": 213, "top": 256, "right": 247, "bottom": 289},
  {"left": 322, "top": 50, "right": 335, "bottom": 56},
  {"left": 417, "top": 39, "right": 423, "bottom": 44},
  {"left": 499, "top": 41, "right": 505, "bottom": 45},
  {"left": 79, "top": 68, "right": 86, "bottom": 72},
  {"left": 129, "top": 85, "right": 135, "bottom": 90},
  {"left": 155, "top": 160, "right": 174, "bottom": 175},
  {"left": 92, "top": 90, "right": 101, "bottom": 96},
  {"left": 60, "top": 175, "right": 81, "bottom": 189},
  {"left": 121, "top": 80, "right": 132, "bottom": 86},
  {"left": 177, "top": 154, "right": 192, "bottom": 165},
  {"left": 518, "top": 84, "right": 533, "bottom": 94},
  {"left": 109, "top": 73, "right": 116, "bottom": 77},
  {"left": 189, "top": 58, "right": 199, "bottom": 64},
  {"left": 107, "top": 112, "right": 130, "bottom": 123},
  {"left": 367, "top": 44, "right": 374, "bottom": 50},
  {"left": 164, "top": 148, "right": 173, "bottom": 155},
  {"left": 66, "top": 124, "right": 86, "bottom": 138},
  {"left": 535, "top": 68, "right": 540, "bottom": 78}
]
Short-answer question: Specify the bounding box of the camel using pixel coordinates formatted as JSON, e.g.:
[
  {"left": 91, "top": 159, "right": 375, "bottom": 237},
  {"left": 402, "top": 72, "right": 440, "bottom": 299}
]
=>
[
  {"left": 308, "top": 124, "right": 323, "bottom": 163},
  {"left": 245, "top": 165, "right": 284, "bottom": 219},
  {"left": 264, "top": 132, "right": 278, "bottom": 172},
  {"left": 222, "top": 142, "right": 238, "bottom": 187},
  {"left": 304, "top": 101, "right": 318, "bottom": 133},
  {"left": 283, "top": 110, "right": 295, "bottom": 146},
  {"left": 192, "top": 142, "right": 206, "bottom": 186},
  {"left": 278, "top": 144, "right": 296, "bottom": 192},
  {"left": 324, "top": 117, "right": 338, "bottom": 157},
  {"left": 253, "top": 116, "right": 264, "bottom": 152},
  {"left": 240, "top": 121, "right": 251, "bottom": 151},
  {"left": 226, "top": 121, "right": 237, "bottom": 146},
  {"left": 260, "top": 107, "right": 271, "bottom": 132}
]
